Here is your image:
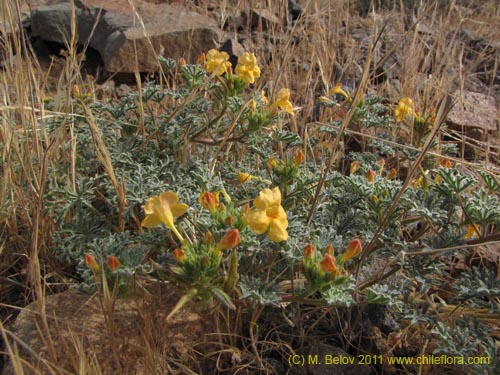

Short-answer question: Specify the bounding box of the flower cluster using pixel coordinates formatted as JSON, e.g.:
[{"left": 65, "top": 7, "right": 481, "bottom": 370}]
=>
[
  {"left": 302, "top": 239, "right": 362, "bottom": 291},
  {"left": 204, "top": 49, "right": 295, "bottom": 117}
]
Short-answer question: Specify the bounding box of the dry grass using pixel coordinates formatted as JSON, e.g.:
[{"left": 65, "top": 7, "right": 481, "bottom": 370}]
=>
[{"left": 1, "top": 0, "right": 499, "bottom": 374}]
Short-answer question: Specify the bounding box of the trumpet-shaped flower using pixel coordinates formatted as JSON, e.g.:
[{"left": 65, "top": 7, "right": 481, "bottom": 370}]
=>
[
  {"left": 340, "top": 239, "right": 363, "bottom": 263},
  {"left": 141, "top": 192, "right": 188, "bottom": 242},
  {"left": 246, "top": 187, "right": 288, "bottom": 242},
  {"left": 272, "top": 88, "right": 295, "bottom": 116},
  {"left": 329, "top": 83, "right": 350, "bottom": 100},
  {"left": 235, "top": 52, "right": 261, "bottom": 85},
  {"left": 394, "top": 98, "right": 414, "bottom": 122},
  {"left": 205, "top": 49, "right": 231, "bottom": 76}
]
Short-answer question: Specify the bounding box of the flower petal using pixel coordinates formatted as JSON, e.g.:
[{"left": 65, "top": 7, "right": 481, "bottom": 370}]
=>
[
  {"left": 144, "top": 196, "right": 160, "bottom": 214},
  {"left": 171, "top": 203, "right": 189, "bottom": 218},
  {"left": 253, "top": 187, "right": 281, "bottom": 210},
  {"left": 246, "top": 210, "right": 271, "bottom": 234},
  {"left": 141, "top": 214, "right": 162, "bottom": 228},
  {"left": 268, "top": 219, "right": 288, "bottom": 242}
]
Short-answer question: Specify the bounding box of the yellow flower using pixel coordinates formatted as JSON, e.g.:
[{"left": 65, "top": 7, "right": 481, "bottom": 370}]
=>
[
  {"left": 394, "top": 98, "right": 414, "bottom": 122},
  {"left": 238, "top": 172, "right": 258, "bottom": 183},
  {"left": 141, "top": 192, "right": 189, "bottom": 242},
  {"left": 205, "top": 49, "right": 231, "bottom": 76},
  {"left": 329, "top": 83, "right": 350, "bottom": 100},
  {"left": 235, "top": 52, "right": 261, "bottom": 85},
  {"left": 272, "top": 88, "right": 294, "bottom": 116},
  {"left": 246, "top": 187, "right": 288, "bottom": 242}
]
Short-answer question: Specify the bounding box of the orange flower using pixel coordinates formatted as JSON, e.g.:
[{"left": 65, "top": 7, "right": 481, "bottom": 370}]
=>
[
  {"left": 107, "top": 255, "right": 120, "bottom": 271},
  {"left": 464, "top": 224, "right": 480, "bottom": 239},
  {"left": 85, "top": 253, "right": 99, "bottom": 272},
  {"left": 440, "top": 158, "right": 452, "bottom": 168},
  {"left": 218, "top": 229, "right": 241, "bottom": 250},
  {"left": 320, "top": 253, "right": 338, "bottom": 273},
  {"left": 198, "top": 191, "right": 220, "bottom": 213},
  {"left": 340, "top": 239, "right": 363, "bottom": 263},
  {"left": 304, "top": 243, "right": 316, "bottom": 258},
  {"left": 173, "top": 248, "right": 186, "bottom": 262}
]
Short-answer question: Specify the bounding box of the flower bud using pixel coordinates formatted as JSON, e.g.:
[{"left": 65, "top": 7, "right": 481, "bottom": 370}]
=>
[
  {"left": 325, "top": 244, "right": 335, "bottom": 255},
  {"left": 304, "top": 243, "right": 315, "bottom": 258},
  {"left": 341, "top": 239, "right": 362, "bottom": 263},
  {"left": 218, "top": 229, "right": 241, "bottom": 250},
  {"left": 268, "top": 157, "right": 277, "bottom": 168},
  {"left": 387, "top": 168, "right": 398, "bottom": 180},
  {"left": 173, "top": 248, "right": 186, "bottom": 262},
  {"left": 204, "top": 231, "right": 215, "bottom": 244},
  {"left": 85, "top": 253, "right": 99, "bottom": 272},
  {"left": 350, "top": 160, "right": 360, "bottom": 175},
  {"left": 320, "top": 253, "right": 338, "bottom": 273},
  {"left": 197, "top": 52, "right": 206, "bottom": 64},
  {"left": 225, "top": 215, "right": 234, "bottom": 226},
  {"left": 107, "top": 255, "right": 120, "bottom": 271},
  {"left": 293, "top": 149, "right": 305, "bottom": 166},
  {"left": 178, "top": 57, "right": 187, "bottom": 67},
  {"left": 198, "top": 191, "right": 219, "bottom": 213},
  {"left": 440, "top": 158, "right": 452, "bottom": 168},
  {"left": 367, "top": 169, "right": 376, "bottom": 184}
]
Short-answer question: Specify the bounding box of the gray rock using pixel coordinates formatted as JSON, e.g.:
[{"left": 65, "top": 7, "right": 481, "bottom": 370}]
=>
[
  {"left": 221, "top": 37, "right": 245, "bottom": 67},
  {"left": 28, "top": 0, "right": 221, "bottom": 73},
  {"left": 448, "top": 90, "right": 499, "bottom": 133},
  {"left": 249, "top": 8, "right": 281, "bottom": 31}
]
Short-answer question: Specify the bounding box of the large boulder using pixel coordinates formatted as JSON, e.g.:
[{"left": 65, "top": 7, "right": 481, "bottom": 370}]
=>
[
  {"left": 447, "top": 90, "right": 499, "bottom": 133},
  {"left": 28, "top": 0, "right": 221, "bottom": 73}
]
